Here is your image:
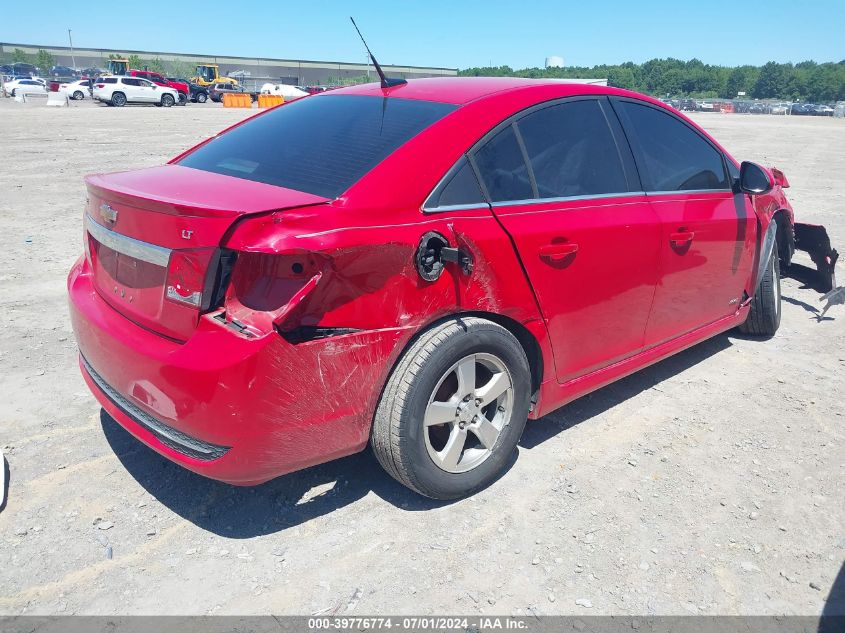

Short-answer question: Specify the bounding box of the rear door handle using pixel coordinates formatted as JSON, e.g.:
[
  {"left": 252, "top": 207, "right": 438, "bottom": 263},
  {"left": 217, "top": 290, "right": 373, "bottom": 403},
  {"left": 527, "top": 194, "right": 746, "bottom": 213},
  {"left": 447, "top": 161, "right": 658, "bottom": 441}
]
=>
[
  {"left": 539, "top": 243, "right": 579, "bottom": 263},
  {"left": 669, "top": 231, "right": 695, "bottom": 244}
]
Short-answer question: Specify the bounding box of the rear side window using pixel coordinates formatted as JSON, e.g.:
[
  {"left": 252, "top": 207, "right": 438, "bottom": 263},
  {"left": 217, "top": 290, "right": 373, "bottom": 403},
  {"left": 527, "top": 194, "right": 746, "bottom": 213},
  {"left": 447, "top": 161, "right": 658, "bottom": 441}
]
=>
[
  {"left": 179, "top": 95, "right": 457, "bottom": 198},
  {"left": 473, "top": 125, "right": 533, "bottom": 202},
  {"left": 122, "top": 78, "right": 141, "bottom": 86},
  {"left": 517, "top": 100, "right": 628, "bottom": 198},
  {"left": 616, "top": 101, "right": 729, "bottom": 192},
  {"left": 426, "top": 157, "right": 485, "bottom": 209}
]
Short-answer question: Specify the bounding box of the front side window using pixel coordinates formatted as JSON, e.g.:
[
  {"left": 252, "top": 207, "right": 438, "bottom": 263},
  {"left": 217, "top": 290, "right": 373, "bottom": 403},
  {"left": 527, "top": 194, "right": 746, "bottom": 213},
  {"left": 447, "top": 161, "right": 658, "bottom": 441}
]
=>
[
  {"left": 472, "top": 125, "right": 533, "bottom": 202},
  {"left": 617, "top": 101, "right": 729, "bottom": 192},
  {"left": 179, "top": 95, "right": 457, "bottom": 198},
  {"left": 516, "top": 100, "right": 628, "bottom": 199}
]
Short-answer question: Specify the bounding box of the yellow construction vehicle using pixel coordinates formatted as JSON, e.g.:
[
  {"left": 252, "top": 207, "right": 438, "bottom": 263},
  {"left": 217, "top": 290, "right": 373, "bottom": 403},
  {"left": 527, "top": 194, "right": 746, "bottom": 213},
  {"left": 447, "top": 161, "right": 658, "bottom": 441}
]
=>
[
  {"left": 106, "top": 58, "right": 129, "bottom": 75},
  {"left": 192, "top": 64, "right": 238, "bottom": 87}
]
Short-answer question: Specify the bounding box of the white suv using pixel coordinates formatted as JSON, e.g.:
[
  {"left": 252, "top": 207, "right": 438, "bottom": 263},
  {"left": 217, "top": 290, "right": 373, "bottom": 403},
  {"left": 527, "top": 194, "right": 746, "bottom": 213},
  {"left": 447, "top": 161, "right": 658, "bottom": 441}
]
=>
[{"left": 92, "top": 76, "right": 178, "bottom": 107}]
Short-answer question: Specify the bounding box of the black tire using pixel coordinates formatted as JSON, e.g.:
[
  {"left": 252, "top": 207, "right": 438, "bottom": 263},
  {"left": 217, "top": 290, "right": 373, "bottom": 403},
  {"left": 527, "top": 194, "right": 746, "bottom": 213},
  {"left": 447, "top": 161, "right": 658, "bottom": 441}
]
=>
[
  {"left": 739, "top": 241, "right": 781, "bottom": 336},
  {"left": 177, "top": 92, "right": 187, "bottom": 105},
  {"left": 10, "top": 89, "right": 15, "bottom": 97},
  {"left": 111, "top": 92, "right": 126, "bottom": 107},
  {"left": 161, "top": 94, "right": 174, "bottom": 107},
  {"left": 73, "top": 90, "right": 84, "bottom": 100},
  {"left": 371, "top": 317, "right": 531, "bottom": 499},
  {"left": 196, "top": 92, "right": 207, "bottom": 103}
]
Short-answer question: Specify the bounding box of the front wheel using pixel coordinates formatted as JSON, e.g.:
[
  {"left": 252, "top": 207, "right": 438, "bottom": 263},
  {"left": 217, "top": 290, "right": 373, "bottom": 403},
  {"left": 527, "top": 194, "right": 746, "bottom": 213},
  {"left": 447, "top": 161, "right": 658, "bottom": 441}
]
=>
[
  {"left": 161, "top": 94, "right": 174, "bottom": 107},
  {"left": 177, "top": 92, "right": 187, "bottom": 105},
  {"left": 196, "top": 92, "right": 207, "bottom": 103},
  {"left": 739, "top": 242, "right": 781, "bottom": 336},
  {"left": 371, "top": 317, "right": 531, "bottom": 499}
]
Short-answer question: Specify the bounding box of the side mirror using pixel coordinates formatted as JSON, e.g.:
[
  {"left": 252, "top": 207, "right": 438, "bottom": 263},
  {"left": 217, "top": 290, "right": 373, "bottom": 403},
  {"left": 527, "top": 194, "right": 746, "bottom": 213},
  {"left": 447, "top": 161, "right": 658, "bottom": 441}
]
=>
[{"left": 738, "top": 161, "right": 773, "bottom": 195}]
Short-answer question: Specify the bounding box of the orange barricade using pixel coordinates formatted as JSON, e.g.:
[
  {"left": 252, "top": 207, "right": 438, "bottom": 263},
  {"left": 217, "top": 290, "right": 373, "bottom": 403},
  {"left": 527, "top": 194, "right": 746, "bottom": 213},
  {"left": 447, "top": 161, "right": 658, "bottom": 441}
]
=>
[
  {"left": 223, "top": 93, "right": 252, "bottom": 108},
  {"left": 258, "top": 94, "right": 285, "bottom": 108}
]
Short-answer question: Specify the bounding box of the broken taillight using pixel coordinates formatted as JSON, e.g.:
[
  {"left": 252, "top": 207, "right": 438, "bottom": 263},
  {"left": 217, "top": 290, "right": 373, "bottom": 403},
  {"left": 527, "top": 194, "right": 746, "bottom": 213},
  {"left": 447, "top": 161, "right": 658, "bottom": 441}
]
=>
[
  {"left": 165, "top": 248, "right": 218, "bottom": 309},
  {"left": 221, "top": 252, "right": 323, "bottom": 334}
]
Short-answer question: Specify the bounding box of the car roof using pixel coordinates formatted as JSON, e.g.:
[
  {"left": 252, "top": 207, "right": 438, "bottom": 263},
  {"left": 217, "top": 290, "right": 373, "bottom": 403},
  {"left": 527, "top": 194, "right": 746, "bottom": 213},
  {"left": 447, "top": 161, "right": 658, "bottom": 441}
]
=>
[{"left": 332, "top": 77, "right": 630, "bottom": 105}]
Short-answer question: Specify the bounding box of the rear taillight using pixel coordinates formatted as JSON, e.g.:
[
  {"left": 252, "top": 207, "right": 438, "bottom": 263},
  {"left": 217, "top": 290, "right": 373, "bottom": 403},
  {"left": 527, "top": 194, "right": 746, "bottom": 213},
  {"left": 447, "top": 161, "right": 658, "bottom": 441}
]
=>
[
  {"left": 95, "top": 83, "right": 105, "bottom": 88},
  {"left": 165, "top": 248, "right": 218, "bottom": 309}
]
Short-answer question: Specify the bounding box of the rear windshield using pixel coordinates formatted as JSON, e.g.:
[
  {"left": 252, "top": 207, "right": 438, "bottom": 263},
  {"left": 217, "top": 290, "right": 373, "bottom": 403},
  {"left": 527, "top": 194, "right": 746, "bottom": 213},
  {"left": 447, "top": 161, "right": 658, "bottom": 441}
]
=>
[{"left": 178, "top": 94, "right": 457, "bottom": 198}]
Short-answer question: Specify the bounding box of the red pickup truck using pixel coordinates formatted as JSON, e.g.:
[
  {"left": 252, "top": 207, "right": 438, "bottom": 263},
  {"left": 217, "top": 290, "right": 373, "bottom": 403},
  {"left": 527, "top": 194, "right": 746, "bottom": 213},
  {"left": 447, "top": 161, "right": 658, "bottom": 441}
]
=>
[{"left": 128, "top": 70, "right": 189, "bottom": 105}]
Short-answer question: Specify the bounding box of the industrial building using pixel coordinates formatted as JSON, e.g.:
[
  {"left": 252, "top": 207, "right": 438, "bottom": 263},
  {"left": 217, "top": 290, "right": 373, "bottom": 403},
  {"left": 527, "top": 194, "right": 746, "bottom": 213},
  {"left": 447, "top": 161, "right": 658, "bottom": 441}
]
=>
[{"left": 0, "top": 42, "right": 457, "bottom": 87}]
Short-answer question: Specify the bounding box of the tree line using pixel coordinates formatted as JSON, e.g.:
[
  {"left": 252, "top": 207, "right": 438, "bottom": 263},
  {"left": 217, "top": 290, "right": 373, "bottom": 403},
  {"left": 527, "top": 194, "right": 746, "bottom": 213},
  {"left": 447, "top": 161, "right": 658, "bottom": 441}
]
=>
[{"left": 459, "top": 58, "right": 845, "bottom": 103}]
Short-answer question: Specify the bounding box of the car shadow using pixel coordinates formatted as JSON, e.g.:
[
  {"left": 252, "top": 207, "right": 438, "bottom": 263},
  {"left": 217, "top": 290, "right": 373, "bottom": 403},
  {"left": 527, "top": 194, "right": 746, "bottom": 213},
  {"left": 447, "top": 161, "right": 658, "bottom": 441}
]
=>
[
  {"left": 101, "top": 409, "right": 462, "bottom": 538},
  {"left": 102, "top": 332, "right": 735, "bottom": 538},
  {"left": 520, "top": 332, "right": 732, "bottom": 448},
  {"left": 820, "top": 560, "right": 845, "bottom": 631}
]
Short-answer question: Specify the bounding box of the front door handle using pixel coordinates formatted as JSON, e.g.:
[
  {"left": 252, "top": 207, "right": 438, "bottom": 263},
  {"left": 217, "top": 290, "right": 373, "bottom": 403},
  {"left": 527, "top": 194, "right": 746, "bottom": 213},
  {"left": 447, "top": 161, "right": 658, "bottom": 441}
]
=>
[
  {"left": 669, "top": 231, "right": 695, "bottom": 245},
  {"left": 539, "top": 243, "right": 579, "bottom": 263}
]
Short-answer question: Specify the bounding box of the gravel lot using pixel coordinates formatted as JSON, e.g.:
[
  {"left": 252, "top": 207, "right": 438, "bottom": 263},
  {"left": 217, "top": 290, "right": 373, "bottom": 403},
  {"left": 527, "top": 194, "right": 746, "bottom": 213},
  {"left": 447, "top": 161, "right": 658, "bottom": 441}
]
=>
[{"left": 0, "top": 97, "right": 843, "bottom": 616}]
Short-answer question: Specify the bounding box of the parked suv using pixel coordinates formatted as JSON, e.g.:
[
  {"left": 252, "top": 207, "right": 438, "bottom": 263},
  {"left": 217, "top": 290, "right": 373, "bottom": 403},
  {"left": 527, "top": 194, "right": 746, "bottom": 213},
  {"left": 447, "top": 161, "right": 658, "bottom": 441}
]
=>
[
  {"left": 128, "top": 70, "right": 189, "bottom": 105},
  {"left": 168, "top": 77, "right": 209, "bottom": 103},
  {"left": 92, "top": 76, "right": 178, "bottom": 107},
  {"left": 208, "top": 82, "right": 255, "bottom": 102}
]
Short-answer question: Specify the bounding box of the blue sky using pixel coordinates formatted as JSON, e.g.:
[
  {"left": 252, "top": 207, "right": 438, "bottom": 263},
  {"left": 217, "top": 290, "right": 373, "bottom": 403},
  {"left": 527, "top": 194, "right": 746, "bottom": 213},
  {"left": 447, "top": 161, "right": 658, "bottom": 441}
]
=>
[{"left": 2, "top": 0, "right": 843, "bottom": 69}]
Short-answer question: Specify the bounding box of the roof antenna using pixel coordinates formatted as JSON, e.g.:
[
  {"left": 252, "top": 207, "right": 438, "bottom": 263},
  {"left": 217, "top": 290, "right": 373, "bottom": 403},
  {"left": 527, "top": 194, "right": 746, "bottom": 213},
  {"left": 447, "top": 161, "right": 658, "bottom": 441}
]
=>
[{"left": 350, "top": 17, "right": 407, "bottom": 89}]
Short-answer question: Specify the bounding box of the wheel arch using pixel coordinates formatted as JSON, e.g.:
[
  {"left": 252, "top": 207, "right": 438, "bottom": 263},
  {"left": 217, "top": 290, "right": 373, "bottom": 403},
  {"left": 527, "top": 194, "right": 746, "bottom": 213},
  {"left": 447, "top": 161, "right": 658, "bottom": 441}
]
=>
[
  {"left": 378, "top": 310, "right": 546, "bottom": 409},
  {"left": 773, "top": 209, "right": 795, "bottom": 266}
]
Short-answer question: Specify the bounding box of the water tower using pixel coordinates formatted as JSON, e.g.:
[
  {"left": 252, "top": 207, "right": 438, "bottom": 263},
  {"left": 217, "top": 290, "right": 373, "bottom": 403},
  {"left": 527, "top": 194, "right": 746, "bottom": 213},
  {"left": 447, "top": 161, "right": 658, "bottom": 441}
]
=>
[{"left": 545, "top": 56, "right": 564, "bottom": 69}]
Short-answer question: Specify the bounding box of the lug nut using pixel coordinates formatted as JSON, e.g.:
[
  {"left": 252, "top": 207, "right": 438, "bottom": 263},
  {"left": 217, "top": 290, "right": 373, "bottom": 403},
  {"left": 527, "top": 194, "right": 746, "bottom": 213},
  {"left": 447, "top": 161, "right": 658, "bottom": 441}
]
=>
[
  {"left": 459, "top": 422, "right": 466, "bottom": 429},
  {"left": 475, "top": 398, "right": 482, "bottom": 405},
  {"left": 498, "top": 405, "right": 506, "bottom": 412}
]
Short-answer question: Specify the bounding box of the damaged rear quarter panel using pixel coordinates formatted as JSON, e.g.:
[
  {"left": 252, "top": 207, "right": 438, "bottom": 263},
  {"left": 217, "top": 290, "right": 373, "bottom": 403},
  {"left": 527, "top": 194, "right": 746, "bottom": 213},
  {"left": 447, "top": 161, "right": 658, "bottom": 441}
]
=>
[{"left": 221, "top": 202, "right": 551, "bottom": 455}]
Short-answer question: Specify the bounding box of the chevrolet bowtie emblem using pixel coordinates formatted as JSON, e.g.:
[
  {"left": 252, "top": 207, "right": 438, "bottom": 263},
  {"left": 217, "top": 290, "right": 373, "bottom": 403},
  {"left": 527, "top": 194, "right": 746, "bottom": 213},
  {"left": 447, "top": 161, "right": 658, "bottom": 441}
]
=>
[{"left": 100, "top": 204, "right": 118, "bottom": 224}]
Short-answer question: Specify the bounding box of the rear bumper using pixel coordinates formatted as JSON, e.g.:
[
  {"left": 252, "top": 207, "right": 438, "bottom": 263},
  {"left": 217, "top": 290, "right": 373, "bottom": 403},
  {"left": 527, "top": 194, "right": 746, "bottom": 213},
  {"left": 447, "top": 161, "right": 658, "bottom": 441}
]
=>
[{"left": 68, "top": 256, "right": 409, "bottom": 485}]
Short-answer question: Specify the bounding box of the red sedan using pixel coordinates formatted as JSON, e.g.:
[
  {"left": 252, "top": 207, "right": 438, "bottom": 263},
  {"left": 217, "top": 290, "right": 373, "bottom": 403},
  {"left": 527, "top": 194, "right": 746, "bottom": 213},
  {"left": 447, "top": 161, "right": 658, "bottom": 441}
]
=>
[{"left": 67, "top": 77, "right": 822, "bottom": 499}]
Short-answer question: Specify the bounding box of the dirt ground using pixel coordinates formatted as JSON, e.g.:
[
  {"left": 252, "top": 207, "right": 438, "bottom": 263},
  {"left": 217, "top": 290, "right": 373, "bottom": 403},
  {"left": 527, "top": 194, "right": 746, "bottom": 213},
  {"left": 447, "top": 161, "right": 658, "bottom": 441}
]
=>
[{"left": 0, "top": 97, "right": 843, "bottom": 617}]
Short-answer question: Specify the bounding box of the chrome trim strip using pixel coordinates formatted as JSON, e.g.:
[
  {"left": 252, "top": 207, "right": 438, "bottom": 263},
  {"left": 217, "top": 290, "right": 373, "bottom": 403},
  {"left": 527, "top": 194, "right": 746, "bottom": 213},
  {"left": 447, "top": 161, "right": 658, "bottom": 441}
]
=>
[
  {"left": 423, "top": 203, "right": 490, "bottom": 214},
  {"left": 646, "top": 188, "right": 731, "bottom": 196},
  {"left": 85, "top": 215, "right": 171, "bottom": 267},
  {"left": 490, "top": 191, "right": 646, "bottom": 208}
]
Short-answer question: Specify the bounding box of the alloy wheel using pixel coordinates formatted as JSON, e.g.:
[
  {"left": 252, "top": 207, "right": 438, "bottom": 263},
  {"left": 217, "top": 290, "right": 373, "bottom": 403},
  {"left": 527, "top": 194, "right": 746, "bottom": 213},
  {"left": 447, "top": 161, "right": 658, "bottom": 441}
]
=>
[{"left": 423, "top": 353, "right": 514, "bottom": 473}]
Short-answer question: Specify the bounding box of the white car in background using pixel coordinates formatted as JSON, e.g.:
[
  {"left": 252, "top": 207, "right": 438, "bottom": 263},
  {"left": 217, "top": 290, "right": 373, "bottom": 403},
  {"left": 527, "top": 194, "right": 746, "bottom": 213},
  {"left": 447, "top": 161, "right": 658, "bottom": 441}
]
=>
[
  {"left": 3, "top": 78, "right": 47, "bottom": 97},
  {"left": 92, "top": 76, "right": 178, "bottom": 107},
  {"left": 259, "top": 82, "right": 309, "bottom": 100},
  {"left": 60, "top": 79, "right": 92, "bottom": 100}
]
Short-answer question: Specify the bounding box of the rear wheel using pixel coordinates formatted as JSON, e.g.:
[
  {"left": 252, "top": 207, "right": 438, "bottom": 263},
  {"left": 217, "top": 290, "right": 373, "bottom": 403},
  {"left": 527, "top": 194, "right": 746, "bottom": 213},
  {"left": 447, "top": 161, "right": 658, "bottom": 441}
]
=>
[
  {"left": 371, "top": 317, "right": 531, "bottom": 499},
  {"left": 72, "top": 90, "right": 84, "bottom": 100},
  {"left": 161, "top": 94, "right": 175, "bottom": 107},
  {"left": 196, "top": 92, "right": 207, "bottom": 103},
  {"left": 110, "top": 92, "right": 126, "bottom": 107},
  {"left": 739, "top": 242, "right": 781, "bottom": 336}
]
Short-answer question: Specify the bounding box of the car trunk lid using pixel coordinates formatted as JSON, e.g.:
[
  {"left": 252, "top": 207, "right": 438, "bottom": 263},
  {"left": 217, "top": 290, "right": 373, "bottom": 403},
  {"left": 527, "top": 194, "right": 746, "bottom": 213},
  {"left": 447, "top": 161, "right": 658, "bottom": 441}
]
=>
[{"left": 84, "top": 164, "right": 329, "bottom": 341}]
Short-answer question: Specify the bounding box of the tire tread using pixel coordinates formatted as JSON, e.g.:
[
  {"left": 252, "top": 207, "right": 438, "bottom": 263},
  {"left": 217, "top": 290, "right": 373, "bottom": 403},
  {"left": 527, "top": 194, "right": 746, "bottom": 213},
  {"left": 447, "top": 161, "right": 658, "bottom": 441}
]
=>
[{"left": 371, "top": 318, "right": 524, "bottom": 498}]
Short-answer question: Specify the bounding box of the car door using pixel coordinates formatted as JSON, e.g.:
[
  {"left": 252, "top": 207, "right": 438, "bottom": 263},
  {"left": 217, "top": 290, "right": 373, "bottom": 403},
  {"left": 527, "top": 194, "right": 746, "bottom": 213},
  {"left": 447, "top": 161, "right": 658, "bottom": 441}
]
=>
[
  {"left": 471, "top": 97, "right": 662, "bottom": 383},
  {"left": 119, "top": 78, "right": 143, "bottom": 102},
  {"left": 612, "top": 99, "right": 757, "bottom": 348},
  {"left": 138, "top": 78, "right": 159, "bottom": 102}
]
